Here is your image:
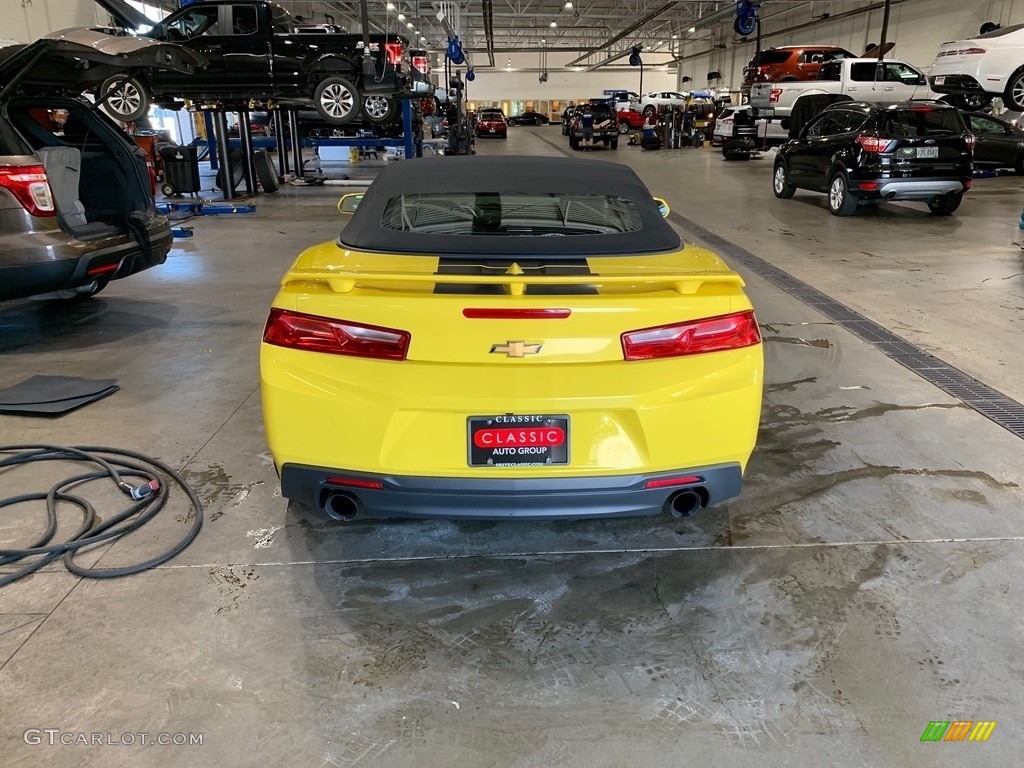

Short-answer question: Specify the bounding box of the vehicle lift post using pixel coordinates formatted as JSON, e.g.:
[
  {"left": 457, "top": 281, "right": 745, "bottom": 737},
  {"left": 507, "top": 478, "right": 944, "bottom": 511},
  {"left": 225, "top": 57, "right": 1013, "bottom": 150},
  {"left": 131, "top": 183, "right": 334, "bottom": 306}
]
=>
[
  {"left": 237, "top": 108, "right": 257, "bottom": 196},
  {"left": 273, "top": 109, "right": 290, "bottom": 176},
  {"left": 210, "top": 109, "right": 236, "bottom": 201},
  {"left": 288, "top": 108, "right": 304, "bottom": 178}
]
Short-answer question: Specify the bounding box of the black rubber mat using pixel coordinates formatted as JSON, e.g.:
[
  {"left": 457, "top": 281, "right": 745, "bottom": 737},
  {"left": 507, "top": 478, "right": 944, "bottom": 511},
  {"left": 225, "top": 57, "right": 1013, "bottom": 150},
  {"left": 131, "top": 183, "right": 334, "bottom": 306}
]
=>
[{"left": 669, "top": 210, "right": 1024, "bottom": 441}]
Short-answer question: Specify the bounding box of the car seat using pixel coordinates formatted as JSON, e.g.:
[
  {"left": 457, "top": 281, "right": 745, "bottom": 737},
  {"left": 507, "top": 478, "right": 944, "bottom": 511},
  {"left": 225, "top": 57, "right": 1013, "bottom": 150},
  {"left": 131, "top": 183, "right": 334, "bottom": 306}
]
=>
[{"left": 35, "top": 146, "right": 89, "bottom": 229}]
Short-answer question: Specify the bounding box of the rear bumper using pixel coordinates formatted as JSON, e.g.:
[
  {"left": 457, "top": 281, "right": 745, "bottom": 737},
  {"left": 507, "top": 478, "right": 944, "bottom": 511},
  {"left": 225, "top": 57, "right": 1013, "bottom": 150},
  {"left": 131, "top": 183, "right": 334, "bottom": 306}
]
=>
[
  {"left": 856, "top": 178, "right": 968, "bottom": 201},
  {"left": 0, "top": 218, "right": 171, "bottom": 301},
  {"left": 928, "top": 73, "right": 988, "bottom": 95},
  {"left": 281, "top": 462, "right": 743, "bottom": 520}
]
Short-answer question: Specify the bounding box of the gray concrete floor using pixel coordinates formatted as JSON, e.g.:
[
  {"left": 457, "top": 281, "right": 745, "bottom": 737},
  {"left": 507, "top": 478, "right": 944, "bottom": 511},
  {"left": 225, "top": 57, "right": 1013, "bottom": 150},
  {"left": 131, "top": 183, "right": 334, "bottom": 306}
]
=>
[{"left": 1, "top": 128, "right": 1022, "bottom": 767}]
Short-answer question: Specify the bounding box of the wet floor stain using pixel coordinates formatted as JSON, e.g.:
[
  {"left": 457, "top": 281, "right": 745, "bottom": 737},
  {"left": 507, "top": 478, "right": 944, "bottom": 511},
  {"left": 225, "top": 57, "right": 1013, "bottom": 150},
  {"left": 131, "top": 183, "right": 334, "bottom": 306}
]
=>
[
  {"left": 208, "top": 566, "right": 260, "bottom": 614},
  {"left": 178, "top": 463, "right": 264, "bottom": 523},
  {"left": 763, "top": 335, "right": 833, "bottom": 349}
]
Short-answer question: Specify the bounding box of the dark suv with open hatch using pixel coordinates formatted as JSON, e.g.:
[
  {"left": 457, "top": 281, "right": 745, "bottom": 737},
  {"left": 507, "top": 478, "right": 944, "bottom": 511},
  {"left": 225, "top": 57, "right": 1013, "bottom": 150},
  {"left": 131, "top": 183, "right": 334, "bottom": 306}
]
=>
[{"left": 772, "top": 100, "right": 973, "bottom": 216}]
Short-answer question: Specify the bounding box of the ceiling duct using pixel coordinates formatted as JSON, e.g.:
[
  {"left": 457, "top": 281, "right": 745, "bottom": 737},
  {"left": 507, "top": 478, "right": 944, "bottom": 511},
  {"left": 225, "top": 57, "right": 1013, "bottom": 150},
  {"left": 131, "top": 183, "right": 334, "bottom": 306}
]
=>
[
  {"left": 482, "top": 0, "right": 496, "bottom": 67},
  {"left": 566, "top": 1, "right": 679, "bottom": 69}
]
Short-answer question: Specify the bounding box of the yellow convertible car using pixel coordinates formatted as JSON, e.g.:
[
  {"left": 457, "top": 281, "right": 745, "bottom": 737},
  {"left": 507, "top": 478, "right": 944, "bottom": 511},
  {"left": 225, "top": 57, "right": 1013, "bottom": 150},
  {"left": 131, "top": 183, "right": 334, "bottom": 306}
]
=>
[{"left": 261, "top": 156, "right": 762, "bottom": 521}]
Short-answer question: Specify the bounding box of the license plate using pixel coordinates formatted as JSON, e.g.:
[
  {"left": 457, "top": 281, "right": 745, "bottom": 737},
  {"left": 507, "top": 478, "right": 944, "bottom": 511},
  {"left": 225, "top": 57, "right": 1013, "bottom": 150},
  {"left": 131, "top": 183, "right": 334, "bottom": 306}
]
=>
[
  {"left": 468, "top": 415, "right": 569, "bottom": 467},
  {"left": 934, "top": 75, "right": 946, "bottom": 85},
  {"left": 917, "top": 146, "right": 939, "bottom": 159},
  {"left": 489, "top": 128, "right": 495, "bottom": 133}
]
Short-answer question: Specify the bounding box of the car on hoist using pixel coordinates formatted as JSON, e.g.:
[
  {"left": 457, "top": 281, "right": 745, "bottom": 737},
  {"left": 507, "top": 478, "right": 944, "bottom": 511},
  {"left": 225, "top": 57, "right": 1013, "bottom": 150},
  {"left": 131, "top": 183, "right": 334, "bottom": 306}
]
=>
[{"left": 260, "top": 156, "right": 764, "bottom": 521}]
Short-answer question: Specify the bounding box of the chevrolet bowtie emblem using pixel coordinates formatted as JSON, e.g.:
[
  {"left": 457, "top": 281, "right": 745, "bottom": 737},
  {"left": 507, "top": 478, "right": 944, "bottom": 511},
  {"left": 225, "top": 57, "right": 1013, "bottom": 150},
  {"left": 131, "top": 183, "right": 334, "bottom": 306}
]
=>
[{"left": 490, "top": 341, "right": 543, "bottom": 358}]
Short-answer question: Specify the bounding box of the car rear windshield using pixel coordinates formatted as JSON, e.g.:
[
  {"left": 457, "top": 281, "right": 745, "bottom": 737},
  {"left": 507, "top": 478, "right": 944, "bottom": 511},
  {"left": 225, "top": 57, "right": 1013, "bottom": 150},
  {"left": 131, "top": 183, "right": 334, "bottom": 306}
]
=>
[
  {"left": 978, "top": 22, "right": 1024, "bottom": 38},
  {"left": 479, "top": 110, "right": 503, "bottom": 119},
  {"left": 379, "top": 193, "right": 643, "bottom": 236},
  {"left": 878, "top": 108, "right": 965, "bottom": 137}
]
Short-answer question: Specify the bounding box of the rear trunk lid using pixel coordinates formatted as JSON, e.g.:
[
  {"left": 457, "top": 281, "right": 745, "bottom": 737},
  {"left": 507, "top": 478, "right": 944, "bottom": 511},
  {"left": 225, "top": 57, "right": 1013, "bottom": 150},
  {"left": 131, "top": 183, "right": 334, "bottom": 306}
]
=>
[
  {"left": 872, "top": 106, "right": 970, "bottom": 176},
  {"left": 277, "top": 247, "right": 752, "bottom": 365}
]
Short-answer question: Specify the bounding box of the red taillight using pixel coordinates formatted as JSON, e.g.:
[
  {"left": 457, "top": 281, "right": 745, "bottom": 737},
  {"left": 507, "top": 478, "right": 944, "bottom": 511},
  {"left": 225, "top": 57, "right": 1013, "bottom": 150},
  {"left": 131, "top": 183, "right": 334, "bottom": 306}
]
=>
[
  {"left": 412, "top": 54, "right": 429, "bottom": 74},
  {"left": 326, "top": 476, "right": 384, "bottom": 490},
  {"left": 263, "top": 308, "right": 410, "bottom": 360},
  {"left": 384, "top": 41, "right": 403, "bottom": 66},
  {"left": 858, "top": 182, "right": 880, "bottom": 191},
  {"left": 463, "top": 308, "right": 571, "bottom": 319},
  {"left": 966, "top": 133, "right": 976, "bottom": 151},
  {"left": 645, "top": 475, "right": 702, "bottom": 490},
  {"left": 621, "top": 310, "right": 761, "bottom": 361},
  {"left": 0, "top": 164, "right": 56, "bottom": 217},
  {"left": 857, "top": 135, "right": 898, "bottom": 154},
  {"left": 963, "top": 179, "right": 972, "bottom": 189}
]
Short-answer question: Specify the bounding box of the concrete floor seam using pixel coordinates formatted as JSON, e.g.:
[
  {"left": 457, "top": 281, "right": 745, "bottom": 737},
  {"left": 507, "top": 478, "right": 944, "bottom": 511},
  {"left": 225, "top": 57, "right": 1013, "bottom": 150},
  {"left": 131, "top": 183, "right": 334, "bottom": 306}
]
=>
[{"left": 138, "top": 533, "right": 1024, "bottom": 571}]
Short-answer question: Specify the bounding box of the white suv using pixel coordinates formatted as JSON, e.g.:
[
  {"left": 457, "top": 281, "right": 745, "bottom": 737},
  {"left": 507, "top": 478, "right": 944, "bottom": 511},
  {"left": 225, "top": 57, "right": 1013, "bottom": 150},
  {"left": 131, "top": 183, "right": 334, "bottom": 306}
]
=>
[
  {"left": 638, "top": 91, "right": 689, "bottom": 116},
  {"left": 929, "top": 22, "right": 1024, "bottom": 110}
]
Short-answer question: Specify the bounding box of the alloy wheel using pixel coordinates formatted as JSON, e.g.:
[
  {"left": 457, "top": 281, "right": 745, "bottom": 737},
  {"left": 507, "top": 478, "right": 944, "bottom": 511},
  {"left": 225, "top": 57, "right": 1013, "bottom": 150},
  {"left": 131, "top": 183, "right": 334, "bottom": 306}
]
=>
[
  {"left": 321, "top": 84, "right": 355, "bottom": 120},
  {"left": 109, "top": 82, "right": 142, "bottom": 117}
]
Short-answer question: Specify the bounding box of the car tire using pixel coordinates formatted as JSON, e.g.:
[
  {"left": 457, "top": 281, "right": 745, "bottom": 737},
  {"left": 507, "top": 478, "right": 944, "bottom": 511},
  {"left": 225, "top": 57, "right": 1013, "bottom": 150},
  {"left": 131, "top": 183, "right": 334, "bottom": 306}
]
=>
[
  {"left": 313, "top": 76, "right": 360, "bottom": 125},
  {"left": 98, "top": 76, "right": 150, "bottom": 123},
  {"left": 1015, "top": 153, "right": 1024, "bottom": 175},
  {"left": 1005, "top": 68, "right": 1024, "bottom": 111},
  {"left": 254, "top": 149, "right": 280, "bottom": 193},
  {"left": 827, "top": 173, "right": 858, "bottom": 216},
  {"left": 618, "top": 122, "right": 630, "bottom": 135},
  {"left": 724, "top": 139, "right": 751, "bottom": 161},
  {"left": 643, "top": 105, "right": 656, "bottom": 118},
  {"left": 610, "top": 139, "right": 618, "bottom": 149},
  {"left": 361, "top": 93, "right": 399, "bottom": 125},
  {"left": 160, "top": 182, "right": 176, "bottom": 197},
  {"left": 772, "top": 160, "right": 796, "bottom": 198},
  {"left": 927, "top": 193, "right": 963, "bottom": 215}
]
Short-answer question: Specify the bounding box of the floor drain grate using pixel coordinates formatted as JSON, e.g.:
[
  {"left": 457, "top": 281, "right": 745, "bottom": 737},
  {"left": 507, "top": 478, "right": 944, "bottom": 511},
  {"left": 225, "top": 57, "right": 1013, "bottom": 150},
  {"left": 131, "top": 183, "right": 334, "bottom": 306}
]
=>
[{"left": 670, "top": 211, "right": 1024, "bottom": 441}]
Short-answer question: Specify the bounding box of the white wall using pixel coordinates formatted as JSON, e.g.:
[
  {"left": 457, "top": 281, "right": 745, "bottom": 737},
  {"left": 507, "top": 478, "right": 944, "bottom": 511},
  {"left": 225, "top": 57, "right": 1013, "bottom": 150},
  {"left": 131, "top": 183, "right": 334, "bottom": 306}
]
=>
[
  {"left": 9, "top": 0, "right": 108, "bottom": 43},
  {"left": 676, "top": 0, "right": 1024, "bottom": 92}
]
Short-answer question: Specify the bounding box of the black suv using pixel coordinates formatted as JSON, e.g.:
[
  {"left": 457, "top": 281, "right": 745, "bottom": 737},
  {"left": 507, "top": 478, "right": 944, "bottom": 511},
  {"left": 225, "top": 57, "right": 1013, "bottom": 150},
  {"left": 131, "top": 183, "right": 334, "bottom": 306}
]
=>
[{"left": 772, "top": 100, "right": 973, "bottom": 216}]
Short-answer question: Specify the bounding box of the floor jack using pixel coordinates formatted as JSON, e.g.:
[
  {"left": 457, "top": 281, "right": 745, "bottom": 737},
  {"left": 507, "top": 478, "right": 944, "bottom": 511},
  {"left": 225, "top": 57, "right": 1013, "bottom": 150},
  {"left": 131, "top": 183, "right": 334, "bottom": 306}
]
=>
[{"left": 156, "top": 199, "right": 257, "bottom": 238}]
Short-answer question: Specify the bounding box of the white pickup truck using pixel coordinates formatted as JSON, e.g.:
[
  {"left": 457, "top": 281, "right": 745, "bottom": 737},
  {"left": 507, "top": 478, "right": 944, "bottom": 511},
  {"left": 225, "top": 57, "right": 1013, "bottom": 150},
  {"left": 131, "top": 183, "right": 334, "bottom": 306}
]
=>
[{"left": 751, "top": 58, "right": 941, "bottom": 119}]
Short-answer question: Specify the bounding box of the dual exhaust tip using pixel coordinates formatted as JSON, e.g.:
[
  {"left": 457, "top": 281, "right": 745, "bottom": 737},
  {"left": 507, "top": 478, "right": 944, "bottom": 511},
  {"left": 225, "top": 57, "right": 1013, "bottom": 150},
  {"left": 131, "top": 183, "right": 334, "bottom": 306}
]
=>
[{"left": 322, "top": 487, "right": 706, "bottom": 521}]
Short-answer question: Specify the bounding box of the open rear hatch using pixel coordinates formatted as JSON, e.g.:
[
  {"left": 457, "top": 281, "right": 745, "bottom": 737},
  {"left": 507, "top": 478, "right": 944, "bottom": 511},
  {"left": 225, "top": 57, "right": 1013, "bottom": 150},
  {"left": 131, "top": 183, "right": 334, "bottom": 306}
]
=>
[{"left": 0, "top": 30, "right": 204, "bottom": 240}]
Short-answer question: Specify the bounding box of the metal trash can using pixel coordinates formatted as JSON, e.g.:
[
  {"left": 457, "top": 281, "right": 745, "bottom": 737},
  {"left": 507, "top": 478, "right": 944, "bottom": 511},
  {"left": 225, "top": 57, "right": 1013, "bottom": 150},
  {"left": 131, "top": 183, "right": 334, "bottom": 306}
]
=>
[{"left": 159, "top": 145, "right": 201, "bottom": 196}]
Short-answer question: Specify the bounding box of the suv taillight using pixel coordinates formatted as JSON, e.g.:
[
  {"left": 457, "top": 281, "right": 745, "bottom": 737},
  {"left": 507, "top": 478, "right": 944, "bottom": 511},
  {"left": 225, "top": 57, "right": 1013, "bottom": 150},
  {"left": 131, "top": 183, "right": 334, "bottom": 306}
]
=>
[
  {"left": 412, "top": 54, "right": 429, "bottom": 74},
  {"left": 621, "top": 311, "right": 761, "bottom": 361},
  {"left": 965, "top": 133, "right": 976, "bottom": 151},
  {"left": 0, "top": 165, "right": 56, "bottom": 216},
  {"left": 263, "top": 308, "right": 410, "bottom": 360},
  {"left": 384, "top": 42, "right": 404, "bottom": 66},
  {"left": 857, "top": 135, "right": 898, "bottom": 154}
]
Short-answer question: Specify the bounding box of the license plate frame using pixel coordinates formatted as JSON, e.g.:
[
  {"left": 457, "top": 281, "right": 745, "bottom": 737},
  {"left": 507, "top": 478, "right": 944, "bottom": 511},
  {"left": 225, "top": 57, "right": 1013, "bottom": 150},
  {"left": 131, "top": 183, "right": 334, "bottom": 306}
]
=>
[
  {"left": 467, "top": 415, "right": 570, "bottom": 467},
  {"left": 917, "top": 146, "right": 939, "bottom": 159}
]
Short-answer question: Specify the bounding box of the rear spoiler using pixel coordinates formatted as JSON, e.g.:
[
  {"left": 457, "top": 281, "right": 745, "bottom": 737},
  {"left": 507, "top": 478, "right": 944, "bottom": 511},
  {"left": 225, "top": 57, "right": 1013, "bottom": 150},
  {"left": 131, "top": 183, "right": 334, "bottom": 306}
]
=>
[{"left": 281, "top": 268, "right": 745, "bottom": 296}]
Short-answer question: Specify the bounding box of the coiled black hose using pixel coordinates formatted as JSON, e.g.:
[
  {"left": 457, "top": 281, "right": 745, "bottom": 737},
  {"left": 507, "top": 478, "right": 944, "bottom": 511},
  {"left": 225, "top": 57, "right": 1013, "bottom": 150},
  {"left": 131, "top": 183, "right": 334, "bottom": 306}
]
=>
[{"left": 0, "top": 445, "right": 203, "bottom": 587}]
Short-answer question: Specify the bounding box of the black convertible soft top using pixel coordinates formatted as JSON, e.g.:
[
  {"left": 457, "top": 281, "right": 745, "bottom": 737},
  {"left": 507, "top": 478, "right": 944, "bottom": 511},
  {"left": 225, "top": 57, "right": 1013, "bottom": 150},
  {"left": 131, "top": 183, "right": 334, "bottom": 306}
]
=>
[{"left": 338, "top": 155, "right": 682, "bottom": 257}]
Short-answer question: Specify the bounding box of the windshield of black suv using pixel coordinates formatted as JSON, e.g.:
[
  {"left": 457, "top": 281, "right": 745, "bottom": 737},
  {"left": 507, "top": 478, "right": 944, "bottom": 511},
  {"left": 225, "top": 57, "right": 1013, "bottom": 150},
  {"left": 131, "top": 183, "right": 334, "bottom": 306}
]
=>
[{"left": 379, "top": 193, "right": 643, "bottom": 236}]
